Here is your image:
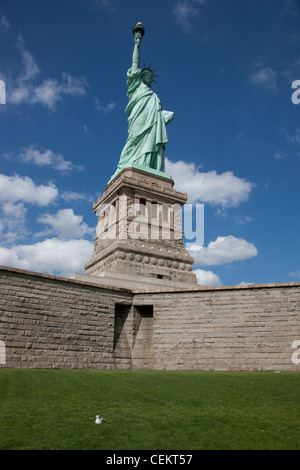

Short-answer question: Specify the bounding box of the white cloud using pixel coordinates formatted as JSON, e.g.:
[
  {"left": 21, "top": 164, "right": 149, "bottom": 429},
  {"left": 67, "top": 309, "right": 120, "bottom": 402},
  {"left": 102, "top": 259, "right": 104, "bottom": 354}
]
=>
[
  {"left": 194, "top": 268, "right": 222, "bottom": 286},
  {"left": 19, "top": 146, "right": 84, "bottom": 173},
  {"left": 284, "top": 127, "right": 300, "bottom": 144},
  {"left": 16, "top": 34, "right": 40, "bottom": 81},
  {"left": 173, "top": 0, "right": 206, "bottom": 32},
  {"left": 94, "top": 97, "right": 116, "bottom": 113},
  {"left": 188, "top": 235, "right": 258, "bottom": 266},
  {"left": 61, "top": 190, "right": 94, "bottom": 203},
  {"left": 91, "top": 0, "right": 115, "bottom": 9},
  {"left": 7, "top": 34, "right": 39, "bottom": 104},
  {"left": 249, "top": 67, "right": 278, "bottom": 93},
  {"left": 274, "top": 150, "right": 288, "bottom": 161},
  {"left": 165, "top": 158, "right": 254, "bottom": 207},
  {"left": 235, "top": 215, "right": 254, "bottom": 225},
  {"left": 10, "top": 72, "right": 87, "bottom": 109},
  {"left": 0, "top": 15, "right": 11, "bottom": 33},
  {"left": 0, "top": 238, "right": 94, "bottom": 277},
  {"left": 0, "top": 202, "right": 27, "bottom": 243},
  {"left": 9, "top": 86, "right": 30, "bottom": 104},
  {"left": 0, "top": 174, "right": 58, "bottom": 206},
  {"left": 31, "top": 73, "right": 87, "bottom": 109},
  {"left": 36, "top": 209, "right": 95, "bottom": 240},
  {"left": 289, "top": 270, "right": 300, "bottom": 278},
  {"left": 83, "top": 125, "right": 90, "bottom": 136},
  {"left": 8, "top": 33, "right": 87, "bottom": 109},
  {"left": 2, "top": 201, "right": 25, "bottom": 219},
  {"left": 0, "top": 174, "right": 58, "bottom": 243},
  {"left": 280, "top": 0, "right": 299, "bottom": 16}
]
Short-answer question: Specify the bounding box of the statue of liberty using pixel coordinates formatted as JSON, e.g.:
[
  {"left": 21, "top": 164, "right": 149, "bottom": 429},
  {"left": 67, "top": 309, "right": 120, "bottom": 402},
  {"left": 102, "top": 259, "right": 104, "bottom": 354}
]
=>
[{"left": 108, "top": 23, "right": 174, "bottom": 183}]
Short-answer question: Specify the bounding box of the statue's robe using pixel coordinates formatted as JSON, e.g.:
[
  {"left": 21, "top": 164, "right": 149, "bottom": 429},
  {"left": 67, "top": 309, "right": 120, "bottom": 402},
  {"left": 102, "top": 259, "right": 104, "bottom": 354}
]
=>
[{"left": 110, "top": 68, "right": 174, "bottom": 181}]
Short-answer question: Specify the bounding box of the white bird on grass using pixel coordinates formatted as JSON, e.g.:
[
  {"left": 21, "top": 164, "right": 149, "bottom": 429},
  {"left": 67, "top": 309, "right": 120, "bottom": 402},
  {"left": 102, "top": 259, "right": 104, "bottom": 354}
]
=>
[{"left": 95, "top": 415, "right": 106, "bottom": 424}]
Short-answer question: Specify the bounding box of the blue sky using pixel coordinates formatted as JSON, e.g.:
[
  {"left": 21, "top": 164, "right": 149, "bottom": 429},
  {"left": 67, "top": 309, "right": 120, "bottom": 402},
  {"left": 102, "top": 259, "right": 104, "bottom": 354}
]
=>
[{"left": 0, "top": 0, "right": 299, "bottom": 287}]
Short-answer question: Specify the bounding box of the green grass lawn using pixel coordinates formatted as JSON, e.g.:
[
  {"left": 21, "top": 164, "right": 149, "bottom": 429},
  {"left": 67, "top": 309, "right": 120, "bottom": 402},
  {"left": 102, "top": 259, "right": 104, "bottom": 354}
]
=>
[{"left": 0, "top": 369, "right": 299, "bottom": 450}]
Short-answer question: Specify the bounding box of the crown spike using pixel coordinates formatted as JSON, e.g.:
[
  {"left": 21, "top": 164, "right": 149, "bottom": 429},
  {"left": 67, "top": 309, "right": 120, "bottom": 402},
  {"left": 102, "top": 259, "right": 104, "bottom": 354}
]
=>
[{"left": 140, "top": 60, "right": 159, "bottom": 83}]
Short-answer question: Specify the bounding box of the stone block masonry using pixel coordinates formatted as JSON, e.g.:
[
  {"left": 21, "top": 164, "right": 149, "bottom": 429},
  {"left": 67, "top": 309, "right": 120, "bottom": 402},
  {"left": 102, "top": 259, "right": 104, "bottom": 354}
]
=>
[
  {"left": 0, "top": 266, "right": 132, "bottom": 369},
  {"left": 134, "top": 284, "right": 300, "bottom": 371},
  {"left": 84, "top": 167, "right": 197, "bottom": 285},
  {"left": 1, "top": 265, "right": 300, "bottom": 371}
]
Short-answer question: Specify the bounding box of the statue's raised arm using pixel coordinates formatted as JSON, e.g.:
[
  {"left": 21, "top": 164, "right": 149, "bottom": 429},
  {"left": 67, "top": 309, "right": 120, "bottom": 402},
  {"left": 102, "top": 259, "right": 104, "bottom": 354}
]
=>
[
  {"left": 108, "top": 22, "right": 174, "bottom": 184},
  {"left": 131, "top": 22, "right": 143, "bottom": 73}
]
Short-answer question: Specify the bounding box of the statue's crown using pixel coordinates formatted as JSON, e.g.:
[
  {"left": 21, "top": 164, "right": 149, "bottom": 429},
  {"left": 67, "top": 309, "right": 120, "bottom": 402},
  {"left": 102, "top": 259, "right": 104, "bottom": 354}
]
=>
[{"left": 141, "top": 61, "right": 159, "bottom": 82}]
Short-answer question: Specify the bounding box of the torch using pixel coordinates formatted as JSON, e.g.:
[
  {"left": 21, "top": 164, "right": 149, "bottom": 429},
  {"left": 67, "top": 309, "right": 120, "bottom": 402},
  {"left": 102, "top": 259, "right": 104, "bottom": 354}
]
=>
[{"left": 132, "top": 21, "right": 145, "bottom": 41}]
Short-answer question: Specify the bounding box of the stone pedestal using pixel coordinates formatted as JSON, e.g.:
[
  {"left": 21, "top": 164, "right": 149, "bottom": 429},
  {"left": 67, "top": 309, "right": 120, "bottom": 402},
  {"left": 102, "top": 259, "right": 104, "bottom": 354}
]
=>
[{"left": 84, "top": 165, "right": 197, "bottom": 287}]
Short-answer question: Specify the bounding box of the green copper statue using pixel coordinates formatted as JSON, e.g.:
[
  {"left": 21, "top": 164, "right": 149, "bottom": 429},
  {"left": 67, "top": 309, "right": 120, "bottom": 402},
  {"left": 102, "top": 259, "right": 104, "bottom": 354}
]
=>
[{"left": 108, "top": 22, "right": 174, "bottom": 183}]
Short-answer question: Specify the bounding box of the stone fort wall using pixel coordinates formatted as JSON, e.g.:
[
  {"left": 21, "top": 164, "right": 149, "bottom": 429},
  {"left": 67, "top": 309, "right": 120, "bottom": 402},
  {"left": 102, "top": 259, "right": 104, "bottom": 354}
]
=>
[
  {"left": 0, "top": 265, "right": 299, "bottom": 371},
  {"left": 0, "top": 266, "right": 132, "bottom": 369},
  {"left": 134, "top": 286, "right": 300, "bottom": 371}
]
